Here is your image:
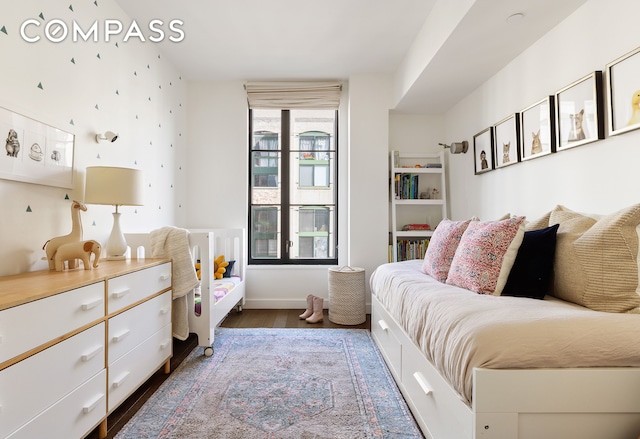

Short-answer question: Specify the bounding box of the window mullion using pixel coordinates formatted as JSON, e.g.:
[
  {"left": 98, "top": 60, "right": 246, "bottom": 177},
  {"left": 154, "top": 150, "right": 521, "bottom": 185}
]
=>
[{"left": 280, "top": 110, "right": 291, "bottom": 262}]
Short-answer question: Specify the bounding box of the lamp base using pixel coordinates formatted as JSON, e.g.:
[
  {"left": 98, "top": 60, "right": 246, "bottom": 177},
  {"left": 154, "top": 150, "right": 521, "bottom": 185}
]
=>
[
  {"left": 106, "top": 212, "right": 128, "bottom": 259},
  {"left": 105, "top": 255, "right": 127, "bottom": 261}
]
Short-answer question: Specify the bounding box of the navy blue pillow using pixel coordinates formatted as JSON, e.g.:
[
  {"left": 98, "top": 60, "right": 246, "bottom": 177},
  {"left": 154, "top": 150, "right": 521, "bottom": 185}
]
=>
[{"left": 501, "top": 224, "right": 559, "bottom": 299}]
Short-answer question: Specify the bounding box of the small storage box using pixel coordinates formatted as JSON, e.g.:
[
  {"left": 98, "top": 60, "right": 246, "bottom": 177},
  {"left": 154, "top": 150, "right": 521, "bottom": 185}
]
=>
[{"left": 328, "top": 266, "right": 366, "bottom": 325}]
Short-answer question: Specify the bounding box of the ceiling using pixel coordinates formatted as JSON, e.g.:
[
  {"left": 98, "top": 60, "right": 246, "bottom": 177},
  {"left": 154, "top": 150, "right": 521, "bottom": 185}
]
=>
[{"left": 114, "top": 0, "right": 588, "bottom": 114}]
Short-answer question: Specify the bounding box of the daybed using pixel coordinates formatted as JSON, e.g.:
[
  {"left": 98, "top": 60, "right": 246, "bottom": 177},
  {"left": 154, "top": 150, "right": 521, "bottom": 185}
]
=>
[
  {"left": 126, "top": 228, "right": 245, "bottom": 356},
  {"left": 371, "top": 205, "right": 640, "bottom": 439}
]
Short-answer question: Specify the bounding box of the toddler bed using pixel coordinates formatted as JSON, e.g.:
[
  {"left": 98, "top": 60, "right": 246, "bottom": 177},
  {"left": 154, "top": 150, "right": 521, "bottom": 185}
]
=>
[{"left": 126, "top": 228, "right": 245, "bottom": 356}]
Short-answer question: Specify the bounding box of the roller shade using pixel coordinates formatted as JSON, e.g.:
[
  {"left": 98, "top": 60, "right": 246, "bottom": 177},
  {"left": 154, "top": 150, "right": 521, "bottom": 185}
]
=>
[{"left": 245, "top": 81, "right": 342, "bottom": 109}]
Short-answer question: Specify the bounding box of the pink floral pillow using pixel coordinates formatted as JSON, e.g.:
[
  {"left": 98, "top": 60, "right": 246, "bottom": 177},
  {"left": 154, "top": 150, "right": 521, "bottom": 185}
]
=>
[
  {"left": 446, "top": 216, "right": 526, "bottom": 295},
  {"left": 421, "top": 219, "right": 471, "bottom": 282}
]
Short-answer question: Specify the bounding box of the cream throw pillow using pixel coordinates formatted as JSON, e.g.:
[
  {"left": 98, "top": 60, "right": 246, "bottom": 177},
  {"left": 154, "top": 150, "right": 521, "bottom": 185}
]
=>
[{"left": 550, "top": 204, "right": 640, "bottom": 313}]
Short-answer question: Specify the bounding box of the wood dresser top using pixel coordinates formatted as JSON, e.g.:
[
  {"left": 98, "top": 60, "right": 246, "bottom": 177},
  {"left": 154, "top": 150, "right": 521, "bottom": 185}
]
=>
[{"left": 0, "top": 259, "right": 171, "bottom": 311}]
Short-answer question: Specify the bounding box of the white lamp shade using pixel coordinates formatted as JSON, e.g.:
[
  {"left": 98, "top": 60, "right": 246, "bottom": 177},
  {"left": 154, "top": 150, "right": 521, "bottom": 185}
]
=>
[{"left": 85, "top": 166, "right": 144, "bottom": 206}]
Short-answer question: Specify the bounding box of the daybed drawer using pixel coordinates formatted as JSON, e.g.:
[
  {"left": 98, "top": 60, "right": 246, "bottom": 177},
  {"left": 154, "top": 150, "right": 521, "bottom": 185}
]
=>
[
  {"left": 371, "top": 302, "right": 402, "bottom": 379},
  {"left": 107, "top": 263, "right": 171, "bottom": 314},
  {"left": 0, "top": 322, "right": 105, "bottom": 438},
  {"left": 108, "top": 290, "right": 172, "bottom": 365},
  {"left": 108, "top": 323, "right": 172, "bottom": 411},
  {"left": 0, "top": 281, "right": 104, "bottom": 364},
  {"left": 401, "top": 341, "right": 473, "bottom": 439},
  {"left": 7, "top": 369, "right": 106, "bottom": 439}
]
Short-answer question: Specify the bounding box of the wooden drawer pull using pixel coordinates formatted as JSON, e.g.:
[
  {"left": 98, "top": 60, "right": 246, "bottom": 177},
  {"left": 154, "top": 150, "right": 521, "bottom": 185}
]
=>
[
  {"left": 112, "top": 330, "right": 130, "bottom": 343},
  {"left": 81, "top": 298, "right": 102, "bottom": 311},
  {"left": 377, "top": 319, "right": 390, "bottom": 332},
  {"left": 113, "top": 372, "right": 130, "bottom": 388},
  {"left": 81, "top": 346, "right": 103, "bottom": 362},
  {"left": 112, "top": 289, "right": 131, "bottom": 299},
  {"left": 82, "top": 393, "right": 104, "bottom": 414},
  {"left": 413, "top": 372, "right": 433, "bottom": 396}
]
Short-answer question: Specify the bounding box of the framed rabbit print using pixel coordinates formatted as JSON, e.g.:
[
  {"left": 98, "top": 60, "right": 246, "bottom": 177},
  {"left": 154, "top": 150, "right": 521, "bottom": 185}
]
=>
[{"left": 520, "top": 96, "right": 556, "bottom": 161}]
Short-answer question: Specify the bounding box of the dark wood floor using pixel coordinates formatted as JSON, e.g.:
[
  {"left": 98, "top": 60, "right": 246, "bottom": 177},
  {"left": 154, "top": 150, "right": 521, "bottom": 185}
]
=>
[{"left": 87, "top": 309, "right": 371, "bottom": 438}]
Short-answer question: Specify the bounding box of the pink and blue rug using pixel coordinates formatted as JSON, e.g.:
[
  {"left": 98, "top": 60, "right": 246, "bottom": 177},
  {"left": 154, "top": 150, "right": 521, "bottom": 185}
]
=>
[{"left": 116, "top": 328, "right": 424, "bottom": 438}]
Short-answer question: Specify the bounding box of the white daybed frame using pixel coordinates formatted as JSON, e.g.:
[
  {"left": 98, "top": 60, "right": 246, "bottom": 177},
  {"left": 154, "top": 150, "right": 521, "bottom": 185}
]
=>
[
  {"left": 126, "top": 228, "right": 245, "bottom": 357},
  {"left": 371, "top": 295, "right": 640, "bottom": 439}
]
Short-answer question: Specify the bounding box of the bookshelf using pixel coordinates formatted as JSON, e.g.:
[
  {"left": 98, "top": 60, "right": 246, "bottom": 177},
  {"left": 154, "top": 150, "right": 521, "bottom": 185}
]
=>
[{"left": 390, "top": 150, "right": 447, "bottom": 262}]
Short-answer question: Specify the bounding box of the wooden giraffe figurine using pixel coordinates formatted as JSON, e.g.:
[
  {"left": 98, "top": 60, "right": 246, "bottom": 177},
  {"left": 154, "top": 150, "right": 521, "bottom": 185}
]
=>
[{"left": 43, "top": 200, "right": 87, "bottom": 270}]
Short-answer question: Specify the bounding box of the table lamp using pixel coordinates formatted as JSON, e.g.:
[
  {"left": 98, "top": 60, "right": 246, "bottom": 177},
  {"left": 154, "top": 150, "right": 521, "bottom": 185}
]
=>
[{"left": 84, "top": 166, "right": 144, "bottom": 259}]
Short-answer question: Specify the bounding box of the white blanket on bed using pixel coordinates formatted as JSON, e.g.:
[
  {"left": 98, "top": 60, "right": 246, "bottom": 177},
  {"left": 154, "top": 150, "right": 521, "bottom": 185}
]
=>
[
  {"left": 370, "top": 260, "right": 640, "bottom": 405},
  {"left": 150, "top": 226, "right": 200, "bottom": 341}
]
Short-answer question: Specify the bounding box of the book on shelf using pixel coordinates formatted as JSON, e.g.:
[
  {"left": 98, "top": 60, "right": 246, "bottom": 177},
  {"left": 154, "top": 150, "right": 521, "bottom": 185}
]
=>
[
  {"left": 396, "top": 238, "right": 430, "bottom": 262},
  {"left": 394, "top": 173, "right": 420, "bottom": 199},
  {"left": 402, "top": 223, "right": 431, "bottom": 231}
]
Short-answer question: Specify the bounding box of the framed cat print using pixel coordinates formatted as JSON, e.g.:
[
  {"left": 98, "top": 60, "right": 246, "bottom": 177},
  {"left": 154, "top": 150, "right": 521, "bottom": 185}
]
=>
[
  {"left": 554, "top": 71, "right": 604, "bottom": 151},
  {"left": 520, "top": 96, "right": 556, "bottom": 161},
  {"left": 473, "top": 127, "right": 494, "bottom": 175},
  {"left": 493, "top": 114, "right": 520, "bottom": 168},
  {"left": 606, "top": 46, "right": 640, "bottom": 136}
]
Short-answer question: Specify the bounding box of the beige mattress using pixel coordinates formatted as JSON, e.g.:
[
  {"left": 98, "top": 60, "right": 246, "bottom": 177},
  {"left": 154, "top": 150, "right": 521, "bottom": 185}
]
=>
[{"left": 370, "top": 260, "right": 640, "bottom": 405}]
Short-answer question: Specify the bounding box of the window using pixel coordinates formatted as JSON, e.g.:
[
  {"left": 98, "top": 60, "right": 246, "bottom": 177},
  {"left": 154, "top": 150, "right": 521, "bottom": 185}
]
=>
[{"left": 249, "top": 109, "right": 338, "bottom": 265}]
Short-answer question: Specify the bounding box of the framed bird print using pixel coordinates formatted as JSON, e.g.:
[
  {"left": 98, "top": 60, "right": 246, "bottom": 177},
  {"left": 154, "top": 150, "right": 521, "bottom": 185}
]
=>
[{"left": 607, "top": 46, "right": 640, "bottom": 136}]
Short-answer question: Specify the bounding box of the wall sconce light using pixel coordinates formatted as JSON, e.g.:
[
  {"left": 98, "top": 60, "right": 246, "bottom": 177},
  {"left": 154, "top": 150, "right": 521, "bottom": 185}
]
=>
[
  {"left": 95, "top": 131, "right": 119, "bottom": 143},
  {"left": 439, "top": 141, "right": 468, "bottom": 154}
]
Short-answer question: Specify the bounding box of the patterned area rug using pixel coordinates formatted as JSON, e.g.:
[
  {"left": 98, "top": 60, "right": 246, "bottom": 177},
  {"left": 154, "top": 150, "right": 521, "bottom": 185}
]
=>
[{"left": 116, "top": 328, "right": 423, "bottom": 439}]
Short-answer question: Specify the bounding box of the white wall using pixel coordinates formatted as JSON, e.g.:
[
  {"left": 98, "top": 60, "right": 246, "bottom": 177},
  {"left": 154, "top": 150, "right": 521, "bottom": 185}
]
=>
[
  {"left": 348, "top": 75, "right": 393, "bottom": 304},
  {"left": 185, "top": 77, "right": 392, "bottom": 309},
  {"left": 445, "top": 0, "right": 640, "bottom": 221},
  {"left": 0, "top": 0, "right": 187, "bottom": 276},
  {"left": 186, "top": 81, "right": 248, "bottom": 229}
]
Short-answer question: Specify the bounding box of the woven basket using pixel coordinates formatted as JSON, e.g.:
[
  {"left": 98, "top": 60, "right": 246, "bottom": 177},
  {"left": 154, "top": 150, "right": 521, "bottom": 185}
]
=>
[{"left": 328, "top": 266, "right": 366, "bottom": 325}]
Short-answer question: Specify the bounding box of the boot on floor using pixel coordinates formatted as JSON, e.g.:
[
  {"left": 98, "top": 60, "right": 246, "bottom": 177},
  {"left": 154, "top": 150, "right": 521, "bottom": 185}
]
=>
[
  {"left": 299, "top": 294, "right": 315, "bottom": 319},
  {"left": 306, "top": 296, "right": 324, "bottom": 323}
]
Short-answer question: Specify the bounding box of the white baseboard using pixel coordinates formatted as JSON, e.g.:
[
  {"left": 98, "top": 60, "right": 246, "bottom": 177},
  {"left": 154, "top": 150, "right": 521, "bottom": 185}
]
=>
[{"left": 242, "top": 298, "right": 371, "bottom": 314}]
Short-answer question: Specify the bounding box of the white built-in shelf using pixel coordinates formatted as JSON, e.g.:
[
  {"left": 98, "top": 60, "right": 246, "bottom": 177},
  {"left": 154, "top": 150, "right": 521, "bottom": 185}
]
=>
[{"left": 390, "top": 150, "right": 447, "bottom": 262}]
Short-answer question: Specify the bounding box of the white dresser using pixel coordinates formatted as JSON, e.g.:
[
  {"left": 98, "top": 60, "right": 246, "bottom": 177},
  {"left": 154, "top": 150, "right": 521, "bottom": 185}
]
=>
[{"left": 0, "top": 259, "right": 173, "bottom": 439}]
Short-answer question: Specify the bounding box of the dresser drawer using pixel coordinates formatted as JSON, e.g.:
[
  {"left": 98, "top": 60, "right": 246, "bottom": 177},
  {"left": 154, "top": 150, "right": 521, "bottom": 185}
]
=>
[
  {"left": 108, "top": 323, "right": 172, "bottom": 411},
  {"left": 7, "top": 369, "right": 106, "bottom": 439},
  {"left": 107, "top": 263, "right": 172, "bottom": 314},
  {"left": 108, "top": 290, "right": 172, "bottom": 365},
  {"left": 0, "top": 322, "right": 105, "bottom": 438},
  {"left": 0, "top": 282, "right": 104, "bottom": 365}
]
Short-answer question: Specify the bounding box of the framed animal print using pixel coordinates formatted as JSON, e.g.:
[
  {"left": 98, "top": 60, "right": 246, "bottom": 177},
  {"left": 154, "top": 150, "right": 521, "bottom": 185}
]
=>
[
  {"left": 606, "top": 46, "right": 640, "bottom": 136},
  {"left": 473, "top": 127, "right": 494, "bottom": 175},
  {"left": 493, "top": 114, "right": 520, "bottom": 168},
  {"left": 554, "top": 71, "right": 604, "bottom": 151},
  {"left": 0, "top": 106, "right": 75, "bottom": 188},
  {"left": 520, "top": 96, "right": 556, "bottom": 161}
]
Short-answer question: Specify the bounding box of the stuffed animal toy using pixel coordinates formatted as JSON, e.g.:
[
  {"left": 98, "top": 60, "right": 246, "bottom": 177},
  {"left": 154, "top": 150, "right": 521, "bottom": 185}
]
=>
[{"left": 214, "top": 255, "right": 229, "bottom": 279}]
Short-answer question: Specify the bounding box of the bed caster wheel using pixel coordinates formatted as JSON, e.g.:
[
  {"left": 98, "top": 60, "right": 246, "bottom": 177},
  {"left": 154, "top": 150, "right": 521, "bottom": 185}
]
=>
[{"left": 204, "top": 346, "right": 214, "bottom": 357}]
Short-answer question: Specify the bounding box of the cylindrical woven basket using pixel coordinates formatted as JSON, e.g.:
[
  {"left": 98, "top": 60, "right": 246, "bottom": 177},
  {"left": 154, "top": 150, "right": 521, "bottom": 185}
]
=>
[{"left": 328, "top": 266, "right": 366, "bottom": 325}]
